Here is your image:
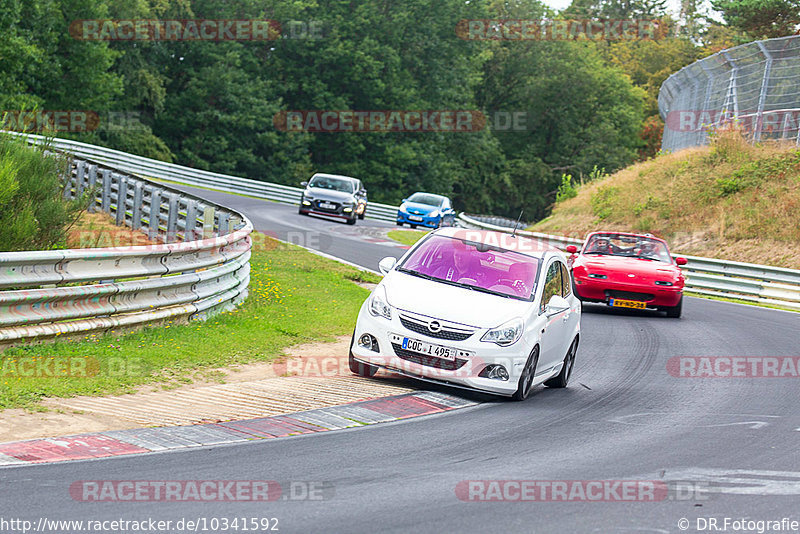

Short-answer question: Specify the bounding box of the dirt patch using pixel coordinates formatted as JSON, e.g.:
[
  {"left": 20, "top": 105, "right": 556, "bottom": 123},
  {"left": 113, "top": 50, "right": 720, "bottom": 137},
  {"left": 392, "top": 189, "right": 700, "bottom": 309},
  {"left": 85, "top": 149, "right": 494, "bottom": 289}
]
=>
[
  {"left": 1, "top": 336, "right": 414, "bottom": 442},
  {"left": 67, "top": 212, "right": 158, "bottom": 249}
]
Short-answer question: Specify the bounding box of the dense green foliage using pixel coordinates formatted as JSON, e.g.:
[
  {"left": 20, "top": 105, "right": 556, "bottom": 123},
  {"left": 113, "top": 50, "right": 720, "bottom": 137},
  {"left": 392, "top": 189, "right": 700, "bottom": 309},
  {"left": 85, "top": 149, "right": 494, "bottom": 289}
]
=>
[
  {"left": 0, "top": 0, "right": 748, "bottom": 221},
  {"left": 712, "top": 0, "right": 800, "bottom": 38},
  {"left": 0, "top": 135, "right": 88, "bottom": 251}
]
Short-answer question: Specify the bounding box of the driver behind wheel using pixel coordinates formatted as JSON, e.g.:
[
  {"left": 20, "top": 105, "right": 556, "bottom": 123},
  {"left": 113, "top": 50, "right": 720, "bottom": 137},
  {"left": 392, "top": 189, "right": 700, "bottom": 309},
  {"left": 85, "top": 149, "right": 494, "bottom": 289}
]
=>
[{"left": 587, "top": 237, "right": 612, "bottom": 254}]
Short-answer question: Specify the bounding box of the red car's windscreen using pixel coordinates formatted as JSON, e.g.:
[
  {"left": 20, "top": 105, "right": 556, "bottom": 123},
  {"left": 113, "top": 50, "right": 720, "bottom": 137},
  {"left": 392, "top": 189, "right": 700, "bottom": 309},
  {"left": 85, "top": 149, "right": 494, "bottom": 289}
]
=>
[
  {"left": 584, "top": 233, "right": 672, "bottom": 263},
  {"left": 398, "top": 235, "right": 540, "bottom": 300}
]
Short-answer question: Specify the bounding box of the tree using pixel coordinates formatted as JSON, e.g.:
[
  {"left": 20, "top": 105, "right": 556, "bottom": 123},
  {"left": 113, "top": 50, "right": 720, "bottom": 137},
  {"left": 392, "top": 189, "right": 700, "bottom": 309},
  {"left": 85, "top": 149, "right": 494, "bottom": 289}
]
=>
[
  {"left": 711, "top": 0, "right": 800, "bottom": 38},
  {"left": 565, "top": 0, "right": 669, "bottom": 19}
]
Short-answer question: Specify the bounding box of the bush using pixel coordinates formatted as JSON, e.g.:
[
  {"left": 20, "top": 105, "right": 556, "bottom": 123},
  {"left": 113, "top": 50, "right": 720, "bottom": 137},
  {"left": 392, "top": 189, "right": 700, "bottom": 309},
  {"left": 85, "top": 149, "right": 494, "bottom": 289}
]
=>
[
  {"left": 556, "top": 173, "right": 578, "bottom": 202},
  {"left": 591, "top": 185, "right": 618, "bottom": 220},
  {"left": 0, "top": 135, "right": 89, "bottom": 251}
]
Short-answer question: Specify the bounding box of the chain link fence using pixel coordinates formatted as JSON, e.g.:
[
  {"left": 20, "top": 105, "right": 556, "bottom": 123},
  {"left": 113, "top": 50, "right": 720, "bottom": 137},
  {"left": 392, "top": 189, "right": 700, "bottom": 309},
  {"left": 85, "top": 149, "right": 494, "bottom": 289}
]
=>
[{"left": 659, "top": 35, "right": 800, "bottom": 152}]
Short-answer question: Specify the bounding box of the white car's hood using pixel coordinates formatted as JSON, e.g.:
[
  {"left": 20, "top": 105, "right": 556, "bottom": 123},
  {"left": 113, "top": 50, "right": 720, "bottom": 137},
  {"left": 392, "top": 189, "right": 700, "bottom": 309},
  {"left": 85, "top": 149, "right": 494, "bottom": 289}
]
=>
[{"left": 382, "top": 270, "right": 532, "bottom": 329}]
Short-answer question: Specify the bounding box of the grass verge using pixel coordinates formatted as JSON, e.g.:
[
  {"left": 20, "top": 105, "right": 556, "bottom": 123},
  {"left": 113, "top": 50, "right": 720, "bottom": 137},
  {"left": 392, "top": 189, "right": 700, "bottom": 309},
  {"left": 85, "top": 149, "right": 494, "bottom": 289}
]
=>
[
  {"left": 529, "top": 131, "right": 800, "bottom": 268},
  {"left": 0, "top": 233, "right": 379, "bottom": 410},
  {"left": 387, "top": 229, "right": 427, "bottom": 246}
]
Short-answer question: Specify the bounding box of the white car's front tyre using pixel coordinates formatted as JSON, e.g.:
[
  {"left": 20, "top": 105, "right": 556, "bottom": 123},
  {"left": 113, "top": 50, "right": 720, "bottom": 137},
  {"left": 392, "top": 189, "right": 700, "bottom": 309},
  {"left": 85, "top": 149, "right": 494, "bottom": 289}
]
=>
[
  {"left": 545, "top": 336, "right": 578, "bottom": 388},
  {"left": 512, "top": 347, "right": 539, "bottom": 401}
]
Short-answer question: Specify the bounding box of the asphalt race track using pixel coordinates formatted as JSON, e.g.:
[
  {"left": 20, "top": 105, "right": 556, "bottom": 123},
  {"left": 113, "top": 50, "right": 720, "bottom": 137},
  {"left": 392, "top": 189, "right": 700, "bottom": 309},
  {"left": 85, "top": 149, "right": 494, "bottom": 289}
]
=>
[{"left": 2, "top": 191, "right": 799, "bottom": 534}]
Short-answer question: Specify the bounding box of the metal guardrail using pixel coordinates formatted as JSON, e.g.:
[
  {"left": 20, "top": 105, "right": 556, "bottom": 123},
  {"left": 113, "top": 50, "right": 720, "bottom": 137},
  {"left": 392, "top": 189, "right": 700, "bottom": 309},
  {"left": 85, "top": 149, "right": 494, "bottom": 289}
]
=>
[
  {"left": 14, "top": 133, "right": 401, "bottom": 223},
  {"left": 0, "top": 151, "right": 253, "bottom": 345},
  {"left": 458, "top": 213, "right": 800, "bottom": 311}
]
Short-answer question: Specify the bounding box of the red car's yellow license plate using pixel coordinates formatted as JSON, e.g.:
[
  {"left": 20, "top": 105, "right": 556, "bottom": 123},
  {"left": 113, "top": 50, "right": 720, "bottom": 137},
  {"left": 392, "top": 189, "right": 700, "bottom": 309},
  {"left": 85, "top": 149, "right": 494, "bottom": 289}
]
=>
[{"left": 609, "top": 298, "right": 646, "bottom": 309}]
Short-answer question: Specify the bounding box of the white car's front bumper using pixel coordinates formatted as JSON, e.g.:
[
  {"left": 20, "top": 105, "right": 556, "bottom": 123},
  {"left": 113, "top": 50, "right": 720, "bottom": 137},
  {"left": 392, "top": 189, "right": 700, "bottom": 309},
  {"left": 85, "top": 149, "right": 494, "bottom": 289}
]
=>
[{"left": 351, "top": 302, "right": 535, "bottom": 396}]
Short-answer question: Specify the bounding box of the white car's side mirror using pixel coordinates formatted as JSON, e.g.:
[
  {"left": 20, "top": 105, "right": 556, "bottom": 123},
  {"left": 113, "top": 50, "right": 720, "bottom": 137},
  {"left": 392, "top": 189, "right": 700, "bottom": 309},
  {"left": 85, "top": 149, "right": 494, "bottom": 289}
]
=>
[
  {"left": 378, "top": 256, "right": 397, "bottom": 275},
  {"left": 545, "top": 295, "right": 570, "bottom": 315}
]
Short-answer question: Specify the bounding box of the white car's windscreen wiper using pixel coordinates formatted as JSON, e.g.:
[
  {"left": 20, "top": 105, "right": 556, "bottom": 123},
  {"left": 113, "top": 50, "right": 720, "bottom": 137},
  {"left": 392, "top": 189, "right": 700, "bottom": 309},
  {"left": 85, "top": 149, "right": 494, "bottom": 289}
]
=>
[{"left": 397, "top": 267, "right": 435, "bottom": 280}]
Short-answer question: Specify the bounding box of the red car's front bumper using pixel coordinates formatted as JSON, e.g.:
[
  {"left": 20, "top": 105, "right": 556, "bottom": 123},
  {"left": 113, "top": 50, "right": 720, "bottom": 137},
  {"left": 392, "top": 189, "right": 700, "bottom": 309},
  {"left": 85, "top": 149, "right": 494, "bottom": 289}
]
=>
[{"left": 573, "top": 277, "right": 683, "bottom": 308}]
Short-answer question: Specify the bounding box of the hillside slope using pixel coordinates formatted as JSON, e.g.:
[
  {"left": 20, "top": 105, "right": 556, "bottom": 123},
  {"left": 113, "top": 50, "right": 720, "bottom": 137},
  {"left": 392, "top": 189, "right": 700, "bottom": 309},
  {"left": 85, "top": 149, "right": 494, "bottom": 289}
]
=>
[{"left": 530, "top": 133, "right": 800, "bottom": 268}]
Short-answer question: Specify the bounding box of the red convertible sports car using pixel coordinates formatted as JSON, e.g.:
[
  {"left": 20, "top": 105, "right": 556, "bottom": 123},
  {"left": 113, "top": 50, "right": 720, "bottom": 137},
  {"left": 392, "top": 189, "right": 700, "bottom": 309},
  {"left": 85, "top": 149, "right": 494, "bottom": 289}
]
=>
[{"left": 566, "top": 232, "right": 688, "bottom": 318}]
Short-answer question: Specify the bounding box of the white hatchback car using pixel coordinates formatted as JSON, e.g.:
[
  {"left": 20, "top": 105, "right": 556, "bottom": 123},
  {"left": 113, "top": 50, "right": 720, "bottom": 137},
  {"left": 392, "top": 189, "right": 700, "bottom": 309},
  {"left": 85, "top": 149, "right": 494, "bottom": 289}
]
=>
[{"left": 349, "top": 228, "right": 581, "bottom": 400}]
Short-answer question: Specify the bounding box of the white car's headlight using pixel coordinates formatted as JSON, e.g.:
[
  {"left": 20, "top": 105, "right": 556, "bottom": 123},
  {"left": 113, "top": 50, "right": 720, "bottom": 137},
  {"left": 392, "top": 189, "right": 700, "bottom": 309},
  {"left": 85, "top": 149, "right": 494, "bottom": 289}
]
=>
[
  {"left": 481, "top": 318, "right": 523, "bottom": 346},
  {"left": 429, "top": 209, "right": 440, "bottom": 218},
  {"left": 369, "top": 286, "right": 392, "bottom": 320}
]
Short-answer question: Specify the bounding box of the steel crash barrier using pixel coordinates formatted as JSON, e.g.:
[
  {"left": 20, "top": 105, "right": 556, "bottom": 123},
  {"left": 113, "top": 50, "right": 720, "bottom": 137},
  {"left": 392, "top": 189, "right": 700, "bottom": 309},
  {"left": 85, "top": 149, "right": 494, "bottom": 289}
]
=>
[
  {"left": 458, "top": 214, "right": 800, "bottom": 311},
  {"left": 15, "top": 133, "right": 401, "bottom": 223},
  {"left": 0, "top": 151, "right": 253, "bottom": 345}
]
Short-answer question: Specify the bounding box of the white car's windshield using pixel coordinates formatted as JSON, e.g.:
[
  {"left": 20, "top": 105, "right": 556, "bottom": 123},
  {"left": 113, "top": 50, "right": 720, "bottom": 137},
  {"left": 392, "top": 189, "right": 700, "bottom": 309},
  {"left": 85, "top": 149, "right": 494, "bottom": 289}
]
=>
[
  {"left": 584, "top": 233, "right": 672, "bottom": 263},
  {"left": 309, "top": 176, "right": 355, "bottom": 193},
  {"left": 398, "top": 235, "right": 540, "bottom": 300}
]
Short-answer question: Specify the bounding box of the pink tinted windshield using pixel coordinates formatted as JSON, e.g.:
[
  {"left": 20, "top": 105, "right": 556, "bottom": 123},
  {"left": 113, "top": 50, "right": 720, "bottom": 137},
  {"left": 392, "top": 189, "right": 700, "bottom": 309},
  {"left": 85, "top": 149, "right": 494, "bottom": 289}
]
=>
[{"left": 399, "top": 235, "right": 540, "bottom": 299}]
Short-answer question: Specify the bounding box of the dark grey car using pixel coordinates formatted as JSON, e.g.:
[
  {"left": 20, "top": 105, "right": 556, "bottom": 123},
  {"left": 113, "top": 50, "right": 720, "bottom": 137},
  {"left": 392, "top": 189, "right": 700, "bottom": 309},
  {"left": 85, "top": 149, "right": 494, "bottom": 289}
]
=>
[{"left": 299, "top": 173, "right": 367, "bottom": 225}]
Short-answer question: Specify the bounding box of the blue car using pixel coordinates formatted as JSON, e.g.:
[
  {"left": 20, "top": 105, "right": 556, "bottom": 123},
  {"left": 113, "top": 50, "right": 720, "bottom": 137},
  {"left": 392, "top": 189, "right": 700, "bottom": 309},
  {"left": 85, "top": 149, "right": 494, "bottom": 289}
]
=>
[{"left": 396, "top": 192, "right": 457, "bottom": 229}]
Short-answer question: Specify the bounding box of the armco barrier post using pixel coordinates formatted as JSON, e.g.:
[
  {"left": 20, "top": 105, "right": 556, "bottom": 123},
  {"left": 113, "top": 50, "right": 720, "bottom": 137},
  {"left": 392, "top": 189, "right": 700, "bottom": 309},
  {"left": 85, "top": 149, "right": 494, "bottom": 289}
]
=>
[
  {"left": 203, "top": 206, "right": 216, "bottom": 238},
  {"left": 87, "top": 164, "right": 98, "bottom": 212},
  {"left": 100, "top": 170, "right": 112, "bottom": 213},
  {"left": 149, "top": 188, "right": 162, "bottom": 241},
  {"left": 131, "top": 182, "right": 143, "bottom": 230},
  {"left": 116, "top": 176, "right": 128, "bottom": 226},
  {"left": 167, "top": 194, "right": 179, "bottom": 240},
  {"left": 184, "top": 200, "right": 198, "bottom": 242}
]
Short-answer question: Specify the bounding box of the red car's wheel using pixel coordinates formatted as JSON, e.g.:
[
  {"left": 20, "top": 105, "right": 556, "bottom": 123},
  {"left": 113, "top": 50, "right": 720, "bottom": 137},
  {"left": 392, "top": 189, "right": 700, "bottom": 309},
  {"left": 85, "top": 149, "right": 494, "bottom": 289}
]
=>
[{"left": 665, "top": 295, "right": 683, "bottom": 318}]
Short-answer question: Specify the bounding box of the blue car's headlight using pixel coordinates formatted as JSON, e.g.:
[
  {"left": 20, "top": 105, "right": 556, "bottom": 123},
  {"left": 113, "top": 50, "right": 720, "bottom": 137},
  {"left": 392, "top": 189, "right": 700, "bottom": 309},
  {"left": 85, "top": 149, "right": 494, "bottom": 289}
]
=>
[
  {"left": 429, "top": 209, "right": 440, "bottom": 218},
  {"left": 399, "top": 204, "right": 407, "bottom": 213}
]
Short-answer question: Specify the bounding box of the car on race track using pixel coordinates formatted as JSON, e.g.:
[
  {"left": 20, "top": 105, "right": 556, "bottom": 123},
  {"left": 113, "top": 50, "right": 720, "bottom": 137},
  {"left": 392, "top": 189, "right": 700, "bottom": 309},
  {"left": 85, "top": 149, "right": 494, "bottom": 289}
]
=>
[
  {"left": 299, "top": 173, "right": 368, "bottom": 224},
  {"left": 396, "top": 192, "right": 457, "bottom": 229},
  {"left": 566, "top": 231, "right": 688, "bottom": 318},
  {"left": 349, "top": 228, "right": 581, "bottom": 400}
]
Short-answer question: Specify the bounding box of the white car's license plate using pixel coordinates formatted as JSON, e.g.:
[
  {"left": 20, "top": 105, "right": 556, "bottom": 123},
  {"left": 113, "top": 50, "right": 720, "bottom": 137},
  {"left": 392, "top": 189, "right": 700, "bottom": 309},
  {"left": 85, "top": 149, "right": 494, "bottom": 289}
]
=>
[
  {"left": 401, "top": 336, "right": 456, "bottom": 360},
  {"left": 409, "top": 215, "right": 423, "bottom": 221},
  {"left": 319, "top": 202, "right": 336, "bottom": 210}
]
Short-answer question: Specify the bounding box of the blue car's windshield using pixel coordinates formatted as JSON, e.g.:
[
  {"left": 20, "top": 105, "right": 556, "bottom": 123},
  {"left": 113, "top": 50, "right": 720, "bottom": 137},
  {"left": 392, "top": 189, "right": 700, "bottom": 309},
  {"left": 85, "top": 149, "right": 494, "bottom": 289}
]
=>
[{"left": 408, "top": 193, "right": 444, "bottom": 207}]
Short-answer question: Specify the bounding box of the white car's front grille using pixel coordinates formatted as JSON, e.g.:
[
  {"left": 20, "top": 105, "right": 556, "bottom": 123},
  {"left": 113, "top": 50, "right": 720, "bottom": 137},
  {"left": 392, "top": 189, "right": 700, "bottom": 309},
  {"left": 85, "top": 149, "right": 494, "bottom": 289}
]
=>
[{"left": 398, "top": 313, "right": 474, "bottom": 341}]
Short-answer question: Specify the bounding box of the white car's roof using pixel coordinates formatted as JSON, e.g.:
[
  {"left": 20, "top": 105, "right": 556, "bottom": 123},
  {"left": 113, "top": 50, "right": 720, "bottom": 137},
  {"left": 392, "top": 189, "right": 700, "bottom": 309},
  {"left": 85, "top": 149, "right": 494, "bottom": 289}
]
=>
[{"left": 431, "top": 228, "right": 562, "bottom": 259}]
